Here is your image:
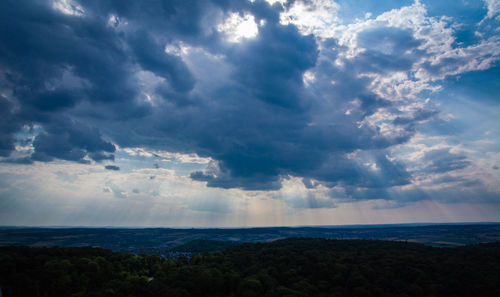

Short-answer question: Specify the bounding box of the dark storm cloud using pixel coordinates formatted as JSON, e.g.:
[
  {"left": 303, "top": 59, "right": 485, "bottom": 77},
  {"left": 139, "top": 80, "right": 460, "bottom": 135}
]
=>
[
  {"left": 344, "top": 184, "right": 500, "bottom": 205},
  {"left": 0, "top": 0, "right": 126, "bottom": 164},
  {"left": 0, "top": 96, "right": 20, "bottom": 157},
  {"left": 183, "top": 17, "right": 423, "bottom": 190},
  {"left": 105, "top": 165, "right": 120, "bottom": 171},
  {"left": 0, "top": 0, "right": 470, "bottom": 195},
  {"left": 80, "top": 0, "right": 214, "bottom": 37},
  {"left": 228, "top": 21, "right": 318, "bottom": 109},
  {"left": 423, "top": 148, "right": 470, "bottom": 173},
  {"left": 1, "top": 157, "right": 34, "bottom": 165},
  {"left": 0, "top": 0, "right": 201, "bottom": 161},
  {"left": 89, "top": 152, "right": 115, "bottom": 162},
  {"left": 31, "top": 118, "right": 115, "bottom": 163},
  {"left": 393, "top": 109, "right": 438, "bottom": 126},
  {"left": 128, "top": 31, "right": 196, "bottom": 93},
  {"left": 191, "top": 170, "right": 283, "bottom": 191},
  {"left": 355, "top": 27, "right": 424, "bottom": 74},
  {"left": 314, "top": 152, "right": 410, "bottom": 190},
  {"left": 28, "top": 90, "right": 80, "bottom": 112},
  {"left": 0, "top": 1, "right": 134, "bottom": 108}
]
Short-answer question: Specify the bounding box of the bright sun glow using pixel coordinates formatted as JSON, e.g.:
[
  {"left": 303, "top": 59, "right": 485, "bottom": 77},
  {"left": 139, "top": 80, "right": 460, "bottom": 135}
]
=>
[{"left": 217, "top": 12, "right": 259, "bottom": 43}]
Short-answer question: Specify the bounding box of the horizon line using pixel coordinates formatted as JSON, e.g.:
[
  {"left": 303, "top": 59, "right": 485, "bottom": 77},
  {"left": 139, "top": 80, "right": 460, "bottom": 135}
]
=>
[{"left": 1, "top": 221, "right": 499, "bottom": 230}]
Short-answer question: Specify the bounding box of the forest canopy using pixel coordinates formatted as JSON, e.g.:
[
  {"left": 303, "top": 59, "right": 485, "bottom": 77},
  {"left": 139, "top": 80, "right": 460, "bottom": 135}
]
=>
[{"left": 1, "top": 238, "right": 500, "bottom": 297}]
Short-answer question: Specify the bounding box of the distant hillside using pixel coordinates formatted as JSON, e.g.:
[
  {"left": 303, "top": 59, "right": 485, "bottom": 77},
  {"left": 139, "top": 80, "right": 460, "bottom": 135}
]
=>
[
  {"left": 1, "top": 224, "right": 499, "bottom": 254},
  {"left": 170, "top": 239, "right": 239, "bottom": 253},
  {"left": 1, "top": 239, "right": 499, "bottom": 297}
]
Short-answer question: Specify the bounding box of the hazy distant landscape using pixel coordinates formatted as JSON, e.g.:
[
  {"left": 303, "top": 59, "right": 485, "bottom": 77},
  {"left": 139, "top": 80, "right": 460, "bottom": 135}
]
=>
[{"left": 1, "top": 223, "right": 499, "bottom": 257}]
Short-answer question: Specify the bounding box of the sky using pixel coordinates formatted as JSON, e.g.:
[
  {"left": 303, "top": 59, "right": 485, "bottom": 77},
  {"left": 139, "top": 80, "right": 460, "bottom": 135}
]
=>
[{"left": 0, "top": 0, "right": 499, "bottom": 227}]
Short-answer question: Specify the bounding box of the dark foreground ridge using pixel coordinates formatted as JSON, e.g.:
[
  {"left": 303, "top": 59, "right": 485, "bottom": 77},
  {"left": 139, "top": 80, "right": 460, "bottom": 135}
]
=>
[{"left": 1, "top": 238, "right": 499, "bottom": 297}]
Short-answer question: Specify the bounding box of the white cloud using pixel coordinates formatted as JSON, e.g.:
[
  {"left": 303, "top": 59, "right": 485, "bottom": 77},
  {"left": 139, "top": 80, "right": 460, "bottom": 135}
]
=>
[
  {"left": 302, "top": 70, "right": 316, "bottom": 86},
  {"left": 217, "top": 12, "right": 259, "bottom": 42},
  {"left": 121, "top": 147, "right": 212, "bottom": 164},
  {"left": 338, "top": 1, "right": 500, "bottom": 83},
  {"left": 106, "top": 14, "right": 129, "bottom": 30},
  {"left": 305, "top": 1, "right": 500, "bottom": 152},
  {"left": 164, "top": 42, "right": 191, "bottom": 57},
  {"left": 52, "top": 0, "right": 84, "bottom": 16},
  {"left": 484, "top": 0, "right": 500, "bottom": 20},
  {"left": 271, "top": 176, "right": 335, "bottom": 209},
  {"left": 415, "top": 36, "right": 500, "bottom": 81},
  {"left": 263, "top": 0, "right": 287, "bottom": 5},
  {"left": 279, "top": 0, "right": 340, "bottom": 37}
]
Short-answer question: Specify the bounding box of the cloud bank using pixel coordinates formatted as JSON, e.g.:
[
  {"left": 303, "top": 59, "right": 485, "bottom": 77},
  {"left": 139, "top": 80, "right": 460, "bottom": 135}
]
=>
[{"left": 0, "top": 0, "right": 499, "bottom": 219}]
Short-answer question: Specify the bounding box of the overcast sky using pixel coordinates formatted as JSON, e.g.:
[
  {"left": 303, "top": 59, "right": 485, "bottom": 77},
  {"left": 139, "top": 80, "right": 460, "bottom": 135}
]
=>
[{"left": 0, "top": 0, "right": 499, "bottom": 227}]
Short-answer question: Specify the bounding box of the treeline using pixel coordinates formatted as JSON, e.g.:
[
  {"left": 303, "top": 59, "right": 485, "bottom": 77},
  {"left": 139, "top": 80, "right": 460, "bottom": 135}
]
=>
[
  {"left": 171, "top": 239, "right": 239, "bottom": 253},
  {"left": 1, "top": 238, "right": 499, "bottom": 297}
]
